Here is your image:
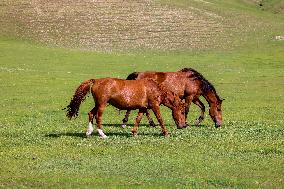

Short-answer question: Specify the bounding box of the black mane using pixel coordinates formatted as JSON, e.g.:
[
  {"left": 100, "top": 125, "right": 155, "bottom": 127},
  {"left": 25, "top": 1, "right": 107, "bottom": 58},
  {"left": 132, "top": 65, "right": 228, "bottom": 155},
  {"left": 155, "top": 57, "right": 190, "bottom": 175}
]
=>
[
  {"left": 180, "top": 68, "right": 222, "bottom": 102},
  {"left": 126, "top": 72, "right": 139, "bottom": 80}
]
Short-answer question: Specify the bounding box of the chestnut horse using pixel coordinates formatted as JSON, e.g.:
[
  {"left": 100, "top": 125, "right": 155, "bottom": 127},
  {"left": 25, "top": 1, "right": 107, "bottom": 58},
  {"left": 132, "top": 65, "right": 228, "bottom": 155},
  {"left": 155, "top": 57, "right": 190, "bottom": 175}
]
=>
[
  {"left": 123, "top": 68, "right": 223, "bottom": 128},
  {"left": 65, "top": 78, "right": 186, "bottom": 138}
]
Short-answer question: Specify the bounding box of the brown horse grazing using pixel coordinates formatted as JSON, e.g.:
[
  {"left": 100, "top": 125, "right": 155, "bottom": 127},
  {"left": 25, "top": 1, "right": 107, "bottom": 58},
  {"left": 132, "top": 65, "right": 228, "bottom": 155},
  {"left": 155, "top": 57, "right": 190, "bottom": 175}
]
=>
[
  {"left": 123, "top": 68, "right": 224, "bottom": 128},
  {"left": 65, "top": 78, "right": 186, "bottom": 138}
]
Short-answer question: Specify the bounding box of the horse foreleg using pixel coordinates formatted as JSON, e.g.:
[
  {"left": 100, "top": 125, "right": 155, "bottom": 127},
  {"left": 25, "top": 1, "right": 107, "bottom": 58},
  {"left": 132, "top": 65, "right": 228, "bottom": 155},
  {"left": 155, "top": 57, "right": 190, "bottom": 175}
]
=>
[
  {"left": 184, "top": 96, "right": 194, "bottom": 126},
  {"left": 86, "top": 106, "right": 98, "bottom": 136},
  {"left": 131, "top": 109, "right": 145, "bottom": 137},
  {"left": 95, "top": 104, "right": 107, "bottom": 139},
  {"left": 152, "top": 105, "right": 169, "bottom": 137},
  {"left": 122, "top": 110, "right": 131, "bottom": 128},
  {"left": 145, "top": 110, "right": 156, "bottom": 127},
  {"left": 193, "top": 99, "right": 205, "bottom": 125}
]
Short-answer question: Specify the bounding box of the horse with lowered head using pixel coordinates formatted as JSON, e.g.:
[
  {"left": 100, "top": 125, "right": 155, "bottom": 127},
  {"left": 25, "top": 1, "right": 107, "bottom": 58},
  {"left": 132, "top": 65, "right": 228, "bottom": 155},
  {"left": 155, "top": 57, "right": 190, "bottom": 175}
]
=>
[
  {"left": 123, "top": 68, "right": 224, "bottom": 128},
  {"left": 65, "top": 78, "right": 186, "bottom": 138}
]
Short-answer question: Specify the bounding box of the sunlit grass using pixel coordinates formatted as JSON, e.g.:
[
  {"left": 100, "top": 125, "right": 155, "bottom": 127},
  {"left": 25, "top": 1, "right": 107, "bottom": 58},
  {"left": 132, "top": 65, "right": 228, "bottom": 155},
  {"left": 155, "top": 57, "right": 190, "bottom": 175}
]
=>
[{"left": 1, "top": 36, "right": 284, "bottom": 188}]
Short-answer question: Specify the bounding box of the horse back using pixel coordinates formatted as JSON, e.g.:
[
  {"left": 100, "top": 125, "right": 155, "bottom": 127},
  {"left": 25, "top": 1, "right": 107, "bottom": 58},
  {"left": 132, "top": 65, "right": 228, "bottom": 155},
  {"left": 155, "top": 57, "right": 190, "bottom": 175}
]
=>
[
  {"left": 92, "top": 78, "right": 159, "bottom": 110},
  {"left": 137, "top": 72, "right": 188, "bottom": 97}
]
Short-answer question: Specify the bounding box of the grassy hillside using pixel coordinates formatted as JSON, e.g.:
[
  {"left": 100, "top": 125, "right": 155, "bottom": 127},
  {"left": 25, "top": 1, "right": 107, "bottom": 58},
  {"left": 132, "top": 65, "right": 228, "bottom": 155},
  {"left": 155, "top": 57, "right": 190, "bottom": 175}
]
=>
[
  {"left": 1, "top": 0, "right": 283, "bottom": 52},
  {"left": 258, "top": 0, "right": 284, "bottom": 14},
  {"left": 1, "top": 0, "right": 284, "bottom": 188}
]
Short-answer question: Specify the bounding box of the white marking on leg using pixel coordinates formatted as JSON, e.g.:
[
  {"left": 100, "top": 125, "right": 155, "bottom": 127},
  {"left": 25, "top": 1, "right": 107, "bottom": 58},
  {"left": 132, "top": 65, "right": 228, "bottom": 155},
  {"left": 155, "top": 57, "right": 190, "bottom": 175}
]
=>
[
  {"left": 121, "top": 124, "right": 126, "bottom": 129},
  {"left": 97, "top": 129, "right": 107, "bottom": 139},
  {"left": 86, "top": 122, "right": 94, "bottom": 136}
]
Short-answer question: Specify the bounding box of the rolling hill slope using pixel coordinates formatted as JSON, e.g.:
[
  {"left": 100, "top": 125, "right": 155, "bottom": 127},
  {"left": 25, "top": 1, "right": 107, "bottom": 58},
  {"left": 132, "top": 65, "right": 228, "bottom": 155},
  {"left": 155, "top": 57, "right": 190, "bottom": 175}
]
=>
[{"left": 1, "top": 0, "right": 283, "bottom": 52}]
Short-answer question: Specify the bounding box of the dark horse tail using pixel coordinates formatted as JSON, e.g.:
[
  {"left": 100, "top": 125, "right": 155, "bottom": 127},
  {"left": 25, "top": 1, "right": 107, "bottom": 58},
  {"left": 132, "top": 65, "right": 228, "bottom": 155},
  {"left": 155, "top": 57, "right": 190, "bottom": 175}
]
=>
[{"left": 64, "top": 79, "right": 95, "bottom": 119}]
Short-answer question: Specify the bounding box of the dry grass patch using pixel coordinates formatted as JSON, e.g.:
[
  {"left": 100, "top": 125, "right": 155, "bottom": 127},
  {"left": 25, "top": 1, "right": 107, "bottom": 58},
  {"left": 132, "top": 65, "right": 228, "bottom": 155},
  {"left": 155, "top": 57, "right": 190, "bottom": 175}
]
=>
[{"left": 2, "top": 0, "right": 233, "bottom": 52}]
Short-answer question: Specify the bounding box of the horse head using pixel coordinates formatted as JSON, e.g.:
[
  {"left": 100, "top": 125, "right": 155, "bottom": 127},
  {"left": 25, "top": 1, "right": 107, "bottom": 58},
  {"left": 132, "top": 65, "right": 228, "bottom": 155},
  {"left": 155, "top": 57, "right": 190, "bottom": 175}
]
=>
[
  {"left": 181, "top": 68, "right": 224, "bottom": 128},
  {"left": 209, "top": 98, "right": 224, "bottom": 128}
]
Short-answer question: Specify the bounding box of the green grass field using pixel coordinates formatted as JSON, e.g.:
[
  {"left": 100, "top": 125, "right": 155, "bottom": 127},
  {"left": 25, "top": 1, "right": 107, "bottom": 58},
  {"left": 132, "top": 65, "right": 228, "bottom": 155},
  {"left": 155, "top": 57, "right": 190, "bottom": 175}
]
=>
[{"left": 1, "top": 0, "right": 284, "bottom": 188}]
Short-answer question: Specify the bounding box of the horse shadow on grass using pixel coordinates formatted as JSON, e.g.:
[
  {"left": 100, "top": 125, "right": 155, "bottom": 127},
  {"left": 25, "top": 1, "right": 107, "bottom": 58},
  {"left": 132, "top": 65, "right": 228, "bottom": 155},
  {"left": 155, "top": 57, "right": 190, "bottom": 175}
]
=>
[
  {"left": 45, "top": 123, "right": 163, "bottom": 138},
  {"left": 191, "top": 124, "right": 209, "bottom": 128}
]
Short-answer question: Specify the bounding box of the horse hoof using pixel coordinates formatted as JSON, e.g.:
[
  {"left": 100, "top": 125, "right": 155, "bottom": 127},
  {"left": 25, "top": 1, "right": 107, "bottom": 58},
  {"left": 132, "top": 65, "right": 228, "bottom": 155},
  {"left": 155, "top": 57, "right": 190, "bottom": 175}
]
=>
[
  {"left": 86, "top": 130, "right": 93, "bottom": 137},
  {"left": 195, "top": 117, "right": 204, "bottom": 126},
  {"left": 100, "top": 135, "right": 108, "bottom": 139},
  {"left": 162, "top": 130, "right": 170, "bottom": 137},
  {"left": 215, "top": 124, "right": 221, "bottom": 128},
  {"left": 195, "top": 120, "right": 200, "bottom": 126},
  {"left": 164, "top": 133, "right": 170, "bottom": 137},
  {"left": 121, "top": 124, "right": 127, "bottom": 129},
  {"left": 132, "top": 131, "right": 138, "bottom": 137},
  {"left": 149, "top": 121, "right": 156, "bottom": 127}
]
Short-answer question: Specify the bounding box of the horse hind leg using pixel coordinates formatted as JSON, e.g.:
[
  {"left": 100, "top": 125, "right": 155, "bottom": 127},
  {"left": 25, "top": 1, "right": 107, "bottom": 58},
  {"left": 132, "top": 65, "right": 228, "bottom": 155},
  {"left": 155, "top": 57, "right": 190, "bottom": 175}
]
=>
[
  {"left": 184, "top": 95, "right": 194, "bottom": 127},
  {"left": 86, "top": 106, "right": 98, "bottom": 136},
  {"left": 151, "top": 105, "right": 169, "bottom": 137},
  {"left": 122, "top": 110, "right": 131, "bottom": 128},
  {"left": 145, "top": 110, "right": 156, "bottom": 127},
  {"left": 95, "top": 104, "right": 107, "bottom": 138},
  {"left": 132, "top": 109, "right": 145, "bottom": 137},
  {"left": 123, "top": 110, "right": 155, "bottom": 128},
  {"left": 193, "top": 99, "right": 205, "bottom": 126}
]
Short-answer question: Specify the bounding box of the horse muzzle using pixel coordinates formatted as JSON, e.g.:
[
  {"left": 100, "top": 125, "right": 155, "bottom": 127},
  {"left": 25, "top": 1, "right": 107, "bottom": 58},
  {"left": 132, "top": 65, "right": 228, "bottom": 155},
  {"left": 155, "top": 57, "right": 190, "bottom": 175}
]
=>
[
  {"left": 215, "top": 122, "right": 222, "bottom": 128},
  {"left": 177, "top": 124, "right": 188, "bottom": 129}
]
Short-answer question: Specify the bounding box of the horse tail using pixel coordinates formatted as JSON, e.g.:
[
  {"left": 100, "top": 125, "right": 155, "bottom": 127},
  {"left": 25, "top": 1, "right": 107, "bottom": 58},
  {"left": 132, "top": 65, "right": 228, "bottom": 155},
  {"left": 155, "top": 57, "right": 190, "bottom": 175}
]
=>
[
  {"left": 126, "top": 72, "right": 139, "bottom": 80},
  {"left": 65, "top": 79, "right": 95, "bottom": 119}
]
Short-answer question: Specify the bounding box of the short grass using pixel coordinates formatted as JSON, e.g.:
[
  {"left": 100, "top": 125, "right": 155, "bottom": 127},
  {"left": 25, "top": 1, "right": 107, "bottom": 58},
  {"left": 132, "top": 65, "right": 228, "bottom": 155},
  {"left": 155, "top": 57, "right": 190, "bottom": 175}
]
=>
[
  {"left": 1, "top": 37, "right": 284, "bottom": 188},
  {"left": 258, "top": 0, "right": 284, "bottom": 14}
]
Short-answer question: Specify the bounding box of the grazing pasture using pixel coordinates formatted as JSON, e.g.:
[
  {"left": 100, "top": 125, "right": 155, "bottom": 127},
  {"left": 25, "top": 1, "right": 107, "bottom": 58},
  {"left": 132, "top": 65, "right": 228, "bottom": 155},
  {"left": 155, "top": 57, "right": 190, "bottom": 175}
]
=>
[
  {"left": 1, "top": 38, "right": 284, "bottom": 188},
  {"left": 1, "top": 0, "right": 284, "bottom": 188}
]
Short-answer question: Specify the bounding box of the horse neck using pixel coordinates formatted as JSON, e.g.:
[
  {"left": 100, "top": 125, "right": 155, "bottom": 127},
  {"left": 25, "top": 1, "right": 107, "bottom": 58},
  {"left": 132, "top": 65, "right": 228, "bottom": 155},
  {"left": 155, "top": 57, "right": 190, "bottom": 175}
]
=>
[
  {"left": 160, "top": 92, "right": 174, "bottom": 110},
  {"left": 203, "top": 90, "right": 219, "bottom": 107}
]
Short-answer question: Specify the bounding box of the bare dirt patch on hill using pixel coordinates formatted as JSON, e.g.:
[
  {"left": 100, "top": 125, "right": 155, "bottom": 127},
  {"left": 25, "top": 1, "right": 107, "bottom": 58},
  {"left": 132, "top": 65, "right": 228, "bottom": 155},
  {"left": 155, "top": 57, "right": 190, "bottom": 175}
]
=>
[{"left": 0, "top": 0, "right": 250, "bottom": 52}]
